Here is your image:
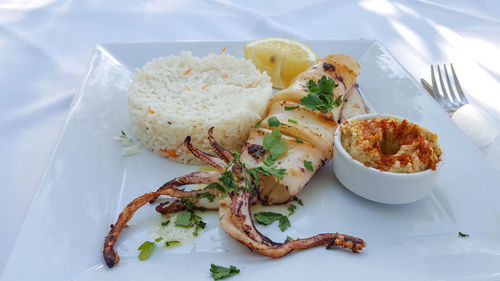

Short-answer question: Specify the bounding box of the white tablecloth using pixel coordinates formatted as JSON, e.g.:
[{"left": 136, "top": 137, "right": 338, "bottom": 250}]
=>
[{"left": 1, "top": 0, "right": 499, "bottom": 275}]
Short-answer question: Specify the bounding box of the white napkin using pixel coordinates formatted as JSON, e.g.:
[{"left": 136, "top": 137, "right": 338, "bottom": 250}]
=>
[{"left": 452, "top": 104, "right": 500, "bottom": 171}]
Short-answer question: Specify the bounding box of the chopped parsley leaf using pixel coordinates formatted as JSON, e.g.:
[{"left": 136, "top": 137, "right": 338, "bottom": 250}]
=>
[
  {"left": 263, "top": 128, "right": 287, "bottom": 160},
  {"left": 303, "top": 160, "right": 314, "bottom": 171},
  {"left": 175, "top": 211, "right": 192, "bottom": 227},
  {"left": 255, "top": 212, "right": 291, "bottom": 232},
  {"left": 295, "top": 138, "right": 304, "bottom": 143},
  {"left": 155, "top": 237, "right": 164, "bottom": 242},
  {"left": 196, "top": 192, "right": 215, "bottom": 202},
  {"left": 288, "top": 118, "right": 298, "bottom": 124},
  {"left": 263, "top": 155, "right": 275, "bottom": 166},
  {"left": 180, "top": 198, "right": 195, "bottom": 211},
  {"left": 218, "top": 171, "right": 242, "bottom": 193},
  {"left": 300, "top": 76, "right": 342, "bottom": 113},
  {"left": 121, "top": 130, "right": 126, "bottom": 137},
  {"left": 284, "top": 105, "right": 299, "bottom": 111},
  {"left": 286, "top": 236, "right": 294, "bottom": 241},
  {"left": 292, "top": 196, "right": 303, "bottom": 206},
  {"left": 165, "top": 240, "right": 180, "bottom": 247},
  {"left": 255, "top": 120, "right": 262, "bottom": 128},
  {"left": 161, "top": 220, "right": 170, "bottom": 226},
  {"left": 210, "top": 264, "right": 240, "bottom": 280},
  {"left": 247, "top": 168, "right": 260, "bottom": 187},
  {"left": 288, "top": 204, "right": 297, "bottom": 216},
  {"left": 224, "top": 151, "right": 240, "bottom": 172},
  {"left": 458, "top": 232, "right": 470, "bottom": 237},
  {"left": 268, "top": 116, "right": 281, "bottom": 128},
  {"left": 253, "top": 165, "right": 286, "bottom": 180},
  {"left": 205, "top": 182, "right": 225, "bottom": 193},
  {"left": 192, "top": 214, "right": 206, "bottom": 236},
  {"left": 137, "top": 241, "right": 155, "bottom": 261}
]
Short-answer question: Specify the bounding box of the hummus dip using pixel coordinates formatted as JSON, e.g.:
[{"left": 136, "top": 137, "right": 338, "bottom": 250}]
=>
[{"left": 340, "top": 117, "right": 442, "bottom": 173}]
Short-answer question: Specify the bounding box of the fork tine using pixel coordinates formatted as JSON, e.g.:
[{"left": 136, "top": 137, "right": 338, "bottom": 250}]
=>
[
  {"left": 431, "top": 65, "right": 446, "bottom": 106},
  {"left": 437, "top": 65, "right": 451, "bottom": 104},
  {"left": 443, "top": 65, "right": 460, "bottom": 106},
  {"left": 451, "top": 63, "right": 469, "bottom": 104}
]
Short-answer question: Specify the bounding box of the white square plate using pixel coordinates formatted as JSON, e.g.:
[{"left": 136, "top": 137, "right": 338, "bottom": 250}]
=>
[{"left": 2, "top": 41, "right": 500, "bottom": 281}]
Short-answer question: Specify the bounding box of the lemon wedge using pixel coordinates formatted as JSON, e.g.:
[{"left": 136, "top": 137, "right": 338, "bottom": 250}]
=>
[{"left": 244, "top": 37, "right": 318, "bottom": 89}]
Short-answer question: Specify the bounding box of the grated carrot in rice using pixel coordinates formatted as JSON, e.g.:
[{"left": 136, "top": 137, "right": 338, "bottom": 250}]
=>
[
  {"left": 184, "top": 67, "right": 193, "bottom": 75},
  {"left": 148, "top": 106, "right": 155, "bottom": 114},
  {"left": 220, "top": 46, "right": 226, "bottom": 55},
  {"left": 185, "top": 86, "right": 191, "bottom": 91},
  {"left": 245, "top": 83, "right": 254, "bottom": 88},
  {"left": 160, "top": 148, "right": 179, "bottom": 158},
  {"left": 201, "top": 84, "right": 209, "bottom": 90}
]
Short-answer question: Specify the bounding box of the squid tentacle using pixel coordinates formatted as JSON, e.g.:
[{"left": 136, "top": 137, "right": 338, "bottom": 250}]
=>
[
  {"left": 220, "top": 191, "right": 366, "bottom": 258},
  {"left": 208, "top": 127, "right": 234, "bottom": 163},
  {"left": 157, "top": 170, "right": 220, "bottom": 192},
  {"left": 228, "top": 191, "right": 279, "bottom": 247},
  {"left": 103, "top": 171, "right": 220, "bottom": 268},
  {"left": 184, "top": 136, "right": 226, "bottom": 172},
  {"left": 156, "top": 199, "right": 187, "bottom": 214}
]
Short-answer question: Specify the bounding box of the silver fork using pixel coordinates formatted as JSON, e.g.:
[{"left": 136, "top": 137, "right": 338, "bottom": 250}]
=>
[{"left": 420, "top": 64, "right": 469, "bottom": 116}]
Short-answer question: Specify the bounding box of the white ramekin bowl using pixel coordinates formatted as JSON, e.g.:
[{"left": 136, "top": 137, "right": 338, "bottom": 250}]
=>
[{"left": 333, "top": 114, "right": 443, "bottom": 204}]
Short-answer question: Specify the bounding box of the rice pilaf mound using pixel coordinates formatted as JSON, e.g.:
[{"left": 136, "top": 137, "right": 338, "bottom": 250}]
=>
[{"left": 128, "top": 51, "right": 273, "bottom": 164}]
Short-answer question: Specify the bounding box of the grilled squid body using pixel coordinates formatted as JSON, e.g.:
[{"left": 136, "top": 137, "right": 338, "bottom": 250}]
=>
[{"left": 242, "top": 54, "right": 369, "bottom": 205}]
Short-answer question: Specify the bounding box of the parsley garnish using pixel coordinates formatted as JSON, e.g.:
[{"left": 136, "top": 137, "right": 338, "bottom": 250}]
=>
[
  {"left": 181, "top": 198, "right": 195, "bottom": 211},
  {"left": 204, "top": 153, "right": 255, "bottom": 195},
  {"left": 303, "top": 160, "right": 313, "bottom": 171},
  {"left": 161, "top": 220, "right": 170, "bottom": 226},
  {"left": 295, "top": 138, "right": 304, "bottom": 143},
  {"left": 196, "top": 192, "right": 215, "bottom": 202},
  {"left": 458, "top": 232, "right": 469, "bottom": 237},
  {"left": 253, "top": 165, "right": 287, "bottom": 180},
  {"left": 253, "top": 156, "right": 286, "bottom": 179},
  {"left": 155, "top": 237, "right": 164, "bottom": 242},
  {"left": 174, "top": 201, "right": 207, "bottom": 236},
  {"left": 205, "top": 182, "right": 225, "bottom": 193},
  {"left": 165, "top": 240, "right": 180, "bottom": 247},
  {"left": 255, "top": 212, "right": 291, "bottom": 231},
  {"left": 292, "top": 196, "right": 303, "bottom": 206},
  {"left": 175, "top": 211, "right": 192, "bottom": 227},
  {"left": 121, "top": 130, "right": 126, "bottom": 137},
  {"left": 192, "top": 214, "right": 206, "bottom": 236},
  {"left": 288, "top": 204, "right": 297, "bottom": 216},
  {"left": 210, "top": 264, "right": 240, "bottom": 280},
  {"left": 222, "top": 151, "right": 239, "bottom": 172},
  {"left": 288, "top": 118, "right": 298, "bottom": 124},
  {"left": 300, "top": 76, "right": 342, "bottom": 113},
  {"left": 255, "top": 120, "right": 262, "bottom": 128},
  {"left": 263, "top": 128, "right": 287, "bottom": 160},
  {"left": 137, "top": 241, "right": 155, "bottom": 261},
  {"left": 268, "top": 116, "right": 281, "bottom": 128},
  {"left": 284, "top": 105, "right": 299, "bottom": 111},
  {"left": 219, "top": 171, "right": 242, "bottom": 193},
  {"left": 286, "top": 236, "right": 294, "bottom": 241},
  {"left": 263, "top": 155, "right": 275, "bottom": 166}
]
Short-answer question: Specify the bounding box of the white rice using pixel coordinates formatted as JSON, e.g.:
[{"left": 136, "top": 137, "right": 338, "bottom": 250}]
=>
[{"left": 128, "top": 51, "right": 272, "bottom": 164}]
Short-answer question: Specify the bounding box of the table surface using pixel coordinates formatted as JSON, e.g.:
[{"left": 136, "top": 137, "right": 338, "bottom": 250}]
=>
[{"left": 1, "top": 0, "right": 500, "bottom": 276}]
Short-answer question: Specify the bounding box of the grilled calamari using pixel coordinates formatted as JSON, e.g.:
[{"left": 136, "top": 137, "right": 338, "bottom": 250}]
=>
[{"left": 103, "top": 54, "right": 369, "bottom": 268}]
